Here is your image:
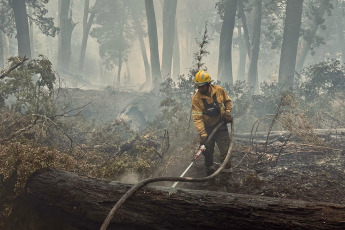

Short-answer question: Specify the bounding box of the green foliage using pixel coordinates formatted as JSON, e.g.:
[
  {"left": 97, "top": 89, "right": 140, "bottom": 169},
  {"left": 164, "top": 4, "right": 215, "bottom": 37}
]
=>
[
  {"left": 300, "top": 59, "right": 345, "bottom": 101},
  {"left": 26, "top": 0, "right": 59, "bottom": 37},
  {"left": 0, "top": 0, "right": 59, "bottom": 37},
  {"left": 0, "top": 0, "right": 15, "bottom": 35},
  {"left": 88, "top": 121, "right": 135, "bottom": 153},
  {"left": 0, "top": 56, "right": 56, "bottom": 115},
  {"left": 296, "top": 59, "right": 345, "bottom": 127},
  {"left": 220, "top": 80, "right": 251, "bottom": 118},
  {"left": 91, "top": 0, "right": 136, "bottom": 69}
]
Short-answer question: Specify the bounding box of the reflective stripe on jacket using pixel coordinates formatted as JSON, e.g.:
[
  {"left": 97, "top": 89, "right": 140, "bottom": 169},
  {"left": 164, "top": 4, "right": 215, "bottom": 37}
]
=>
[{"left": 191, "top": 84, "right": 232, "bottom": 136}]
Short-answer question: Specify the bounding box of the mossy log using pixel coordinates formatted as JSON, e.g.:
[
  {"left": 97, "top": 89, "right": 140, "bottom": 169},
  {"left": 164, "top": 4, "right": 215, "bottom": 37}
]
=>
[{"left": 25, "top": 168, "right": 345, "bottom": 230}]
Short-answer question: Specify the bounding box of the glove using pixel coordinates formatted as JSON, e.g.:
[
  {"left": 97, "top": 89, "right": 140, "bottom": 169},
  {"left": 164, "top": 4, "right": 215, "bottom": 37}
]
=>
[
  {"left": 200, "top": 135, "right": 208, "bottom": 146},
  {"left": 224, "top": 110, "right": 233, "bottom": 123}
]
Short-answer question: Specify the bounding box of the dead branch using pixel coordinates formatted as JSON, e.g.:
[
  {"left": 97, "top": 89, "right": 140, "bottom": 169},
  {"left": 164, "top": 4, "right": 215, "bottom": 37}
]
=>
[
  {"left": 0, "top": 117, "right": 40, "bottom": 143},
  {"left": 274, "top": 133, "right": 292, "bottom": 166},
  {"left": 0, "top": 56, "right": 29, "bottom": 79},
  {"left": 32, "top": 114, "right": 82, "bottom": 149}
]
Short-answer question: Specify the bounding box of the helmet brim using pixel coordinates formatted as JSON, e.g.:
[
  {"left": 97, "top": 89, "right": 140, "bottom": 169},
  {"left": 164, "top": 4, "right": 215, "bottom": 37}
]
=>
[{"left": 194, "top": 80, "right": 212, "bottom": 87}]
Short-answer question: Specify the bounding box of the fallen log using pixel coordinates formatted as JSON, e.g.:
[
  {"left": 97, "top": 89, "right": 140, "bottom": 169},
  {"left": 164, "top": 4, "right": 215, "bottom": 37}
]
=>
[
  {"left": 25, "top": 169, "right": 345, "bottom": 230},
  {"left": 235, "top": 128, "right": 345, "bottom": 144}
]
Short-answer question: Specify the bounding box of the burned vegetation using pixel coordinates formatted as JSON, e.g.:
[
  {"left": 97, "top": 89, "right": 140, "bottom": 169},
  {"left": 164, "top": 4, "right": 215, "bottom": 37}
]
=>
[{"left": 0, "top": 56, "right": 345, "bottom": 229}]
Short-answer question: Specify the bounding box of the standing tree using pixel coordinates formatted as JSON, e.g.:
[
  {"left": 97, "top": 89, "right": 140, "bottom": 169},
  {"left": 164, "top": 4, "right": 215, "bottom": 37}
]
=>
[
  {"left": 278, "top": 0, "right": 303, "bottom": 89},
  {"left": 335, "top": 2, "right": 345, "bottom": 62},
  {"left": 91, "top": 0, "right": 135, "bottom": 86},
  {"left": 0, "top": 31, "right": 9, "bottom": 68},
  {"left": 161, "top": 0, "right": 177, "bottom": 79},
  {"left": 247, "top": 0, "right": 262, "bottom": 93},
  {"left": 237, "top": 0, "right": 251, "bottom": 59},
  {"left": 217, "top": 0, "right": 238, "bottom": 83},
  {"left": 236, "top": 24, "right": 246, "bottom": 80},
  {"left": 172, "top": 20, "right": 180, "bottom": 80},
  {"left": 10, "top": 0, "right": 31, "bottom": 58},
  {"left": 58, "top": 0, "right": 76, "bottom": 72},
  {"left": 128, "top": 0, "right": 151, "bottom": 87},
  {"left": 78, "top": 0, "right": 101, "bottom": 72},
  {"left": 145, "top": 0, "right": 161, "bottom": 89},
  {"left": 0, "top": 0, "right": 58, "bottom": 60},
  {"left": 295, "top": 0, "right": 331, "bottom": 73}
]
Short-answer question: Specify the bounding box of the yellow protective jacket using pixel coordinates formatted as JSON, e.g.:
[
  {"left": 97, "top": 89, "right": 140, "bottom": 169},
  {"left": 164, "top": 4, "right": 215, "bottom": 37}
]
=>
[{"left": 192, "top": 84, "right": 232, "bottom": 137}]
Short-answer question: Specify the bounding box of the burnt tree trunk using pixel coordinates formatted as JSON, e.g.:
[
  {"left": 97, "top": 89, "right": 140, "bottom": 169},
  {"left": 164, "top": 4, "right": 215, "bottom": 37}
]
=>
[
  {"left": 25, "top": 169, "right": 345, "bottom": 230},
  {"left": 11, "top": 0, "right": 31, "bottom": 58},
  {"left": 145, "top": 0, "right": 161, "bottom": 90},
  {"left": 58, "top": 0, "right": 76, "bottom": 72},
  {"left": 247, "top": 0, "right": 262, "bottom": 93},
  {"left": 217, "top": 0, "right": 237, "bottom": 83},
  {"left": 278, "top": 0, "right": 303, "bottom": 89},
  {"left": 161, "top": 0, "right": 177, "bottom": 79}
]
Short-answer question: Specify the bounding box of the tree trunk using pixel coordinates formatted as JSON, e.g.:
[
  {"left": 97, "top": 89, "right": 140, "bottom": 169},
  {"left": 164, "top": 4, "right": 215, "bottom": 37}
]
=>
[
  {"left": 336, "top": 6, "right": 345, "bottom": 63},
  {"left": 161, "top": 0, "right": 177, "bottom": 79},
  {"left": 0, "top": 31, "right": 3, "bottom": 68},
  {"left": 128, "top": 0, "right": 151, "bottom": 86},
  {"left": 145, "top": 0, "right": 162, "bottom": 90},
  {"left": 237, "top": 25, "right": 246, "bottom": 81},
  {"left": 11, "top": 0, "right": 31, "bottom": 58},
  {"left": 25, "top": 169, "right": 345, "bottom": 230},
  {"left": 58, "top": 0, "right": 75, "bottom": 72},
  {"left": 247, "top": 0, "right": 262, "bottom": 93},
  {"left": 0, "top": 31, "right": 8, "bottom": 68},
  {"left": 295, "top": 0, "right": 330, "bottom": 73},
  {"left": 28, "top": 8, "right": 35, "bottom": 58},
  {"left": 218, "top": 0, "right": 237, "bottom": 83},
  {"left": 117, "top": 51, "right": 122, "bottom": 85},
  {"left": 172, "top": 19, "right": 180, "bottom": 80},
  {"left": 125, "top": 58, "right": 130, "bottom": 83},
  {"left": 278, "top": 0, "right": 303, "bottom": 90},
  {"left": 237, "top": 0, "right": 251, "bottom": 59},
  {"left": 78, "top": 0, "right": 98, "bottom": 72}
]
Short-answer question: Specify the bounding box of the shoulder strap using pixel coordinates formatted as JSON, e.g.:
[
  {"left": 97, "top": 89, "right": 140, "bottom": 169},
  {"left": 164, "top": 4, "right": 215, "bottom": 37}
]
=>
[
  {"left": 201, "top": 98, "right": 208, "bottom": 109},
  {"left": 212, "top": 93, "right": 218, "bottom": 106}
]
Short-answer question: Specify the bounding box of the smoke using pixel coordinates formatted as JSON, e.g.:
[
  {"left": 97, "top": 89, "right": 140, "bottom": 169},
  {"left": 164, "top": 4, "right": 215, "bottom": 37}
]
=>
[{"left": 118, "top": 171, "right": 140, "bottom": 184}]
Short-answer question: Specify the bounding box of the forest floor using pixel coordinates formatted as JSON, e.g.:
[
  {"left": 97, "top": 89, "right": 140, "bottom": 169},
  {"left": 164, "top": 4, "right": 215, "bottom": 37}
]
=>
[
  {"left": 63, "top": 87, "right": 345, "bottom": 205},
  {"left": 173, "top": 140, "right": 345, "bottom": 205}
]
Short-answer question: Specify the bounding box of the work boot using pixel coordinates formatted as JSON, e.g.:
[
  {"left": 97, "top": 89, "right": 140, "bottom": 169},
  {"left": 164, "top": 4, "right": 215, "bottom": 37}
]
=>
[{"left": 206, "top": 166, "right": 215, "bottom": 176}]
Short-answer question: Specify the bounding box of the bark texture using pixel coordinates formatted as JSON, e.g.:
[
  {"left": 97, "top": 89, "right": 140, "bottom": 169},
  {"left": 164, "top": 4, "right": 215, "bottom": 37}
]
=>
[
  {"left": 25, "top": 168, "right": 345, "bottom": 230},
  {"left": 278, "top": 0, "right": 303, "bottom": 89},
  {"left": 238, "top": 0, "right": 251, "bottom": 59},
  {"left": 11, "top": 0, "right": 31, "bottom": 58},
  {"left": 161, "top": 0, "right": 177, "bottom": 79},
  {"left": 336, "top": 6, "right": 345, "bottom": 62},
  {"left": 145, "top": 0, "right": 161, "bottom": 89},
  {"left": 78, "top": 0, "right": 99, "bottom": 72},
  {"left": 58, "top": 0, "right": 76, "bottom": 72},
  {"left": 237, "top": 26, "right": 246, "bottom": 81},
  {"left": 218, "top": 0, "right": 237, "bottom": 83},
  {"left": 172, "top": 19, "right": 180, "bottom": 80},
  {"left": 0, "top": 31, "right": 8, "bottom": 68},
  {"left": 129, "top": 0, "right": 151, "bottom": 85},
  {"left": 247, "top": 0, "right": 262, "bottom": 93}
]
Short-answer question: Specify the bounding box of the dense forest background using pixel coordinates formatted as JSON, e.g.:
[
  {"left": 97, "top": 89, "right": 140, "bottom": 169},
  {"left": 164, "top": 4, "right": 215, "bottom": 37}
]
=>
[
  {"left": 1, "top": 0, "right": 345, "bottom": 229},
  {"left": 1, "top": 0, "right": 344, "bottom": 89}
]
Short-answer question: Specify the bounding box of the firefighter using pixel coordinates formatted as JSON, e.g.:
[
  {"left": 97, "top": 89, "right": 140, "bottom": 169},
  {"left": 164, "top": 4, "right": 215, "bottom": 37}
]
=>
[{"left": 191, "top": 70, "right": 233, "bottom": 176}]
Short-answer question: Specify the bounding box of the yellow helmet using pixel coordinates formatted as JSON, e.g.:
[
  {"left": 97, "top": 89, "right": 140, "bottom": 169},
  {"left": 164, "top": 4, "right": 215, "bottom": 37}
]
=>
[{"left": 194, "top": 70, "right": 212, "bottom": 86}]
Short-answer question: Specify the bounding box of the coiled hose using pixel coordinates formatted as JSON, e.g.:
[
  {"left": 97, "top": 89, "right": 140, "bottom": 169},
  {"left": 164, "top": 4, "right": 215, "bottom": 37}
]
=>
[{"left": 100, "top": 120, "right": 234, "bottom": 230}]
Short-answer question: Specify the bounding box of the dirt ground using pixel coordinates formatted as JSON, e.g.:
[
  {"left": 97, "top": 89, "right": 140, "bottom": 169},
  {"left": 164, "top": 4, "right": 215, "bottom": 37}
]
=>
[{"left": 169, "top": 140, "right": 345, "bottom": 205}]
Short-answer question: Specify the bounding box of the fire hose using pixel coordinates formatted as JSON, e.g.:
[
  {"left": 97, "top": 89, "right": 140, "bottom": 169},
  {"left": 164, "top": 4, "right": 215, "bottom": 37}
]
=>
[{"left": 100, "top": 120, "right": 234, "bottom": 230}]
